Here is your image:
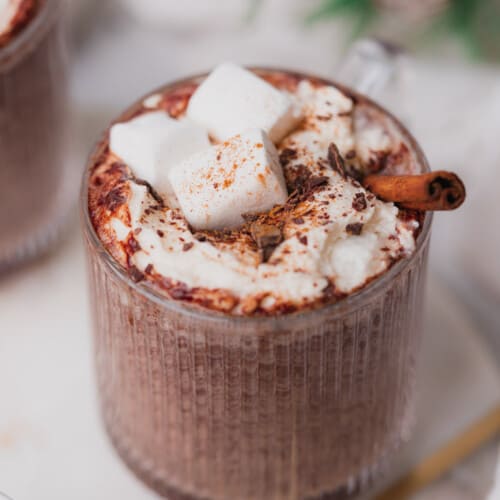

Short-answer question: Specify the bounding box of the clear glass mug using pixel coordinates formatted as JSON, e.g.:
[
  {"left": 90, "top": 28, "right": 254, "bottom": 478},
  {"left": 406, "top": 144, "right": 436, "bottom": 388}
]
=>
[
  {"left": 0, "top": 0, "right": 70, "bottom": 272},
  {"left": 82, "top": 41, "right": 432, "bottom": 500}
]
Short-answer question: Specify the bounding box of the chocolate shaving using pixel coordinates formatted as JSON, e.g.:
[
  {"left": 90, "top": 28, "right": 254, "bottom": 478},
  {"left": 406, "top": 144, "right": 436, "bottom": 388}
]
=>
[
  {"left": 194, "top": 233, "right": 207, "bottom": 242},
  {"left": 352, "top": 193, "right": 367, "bottom": 211},
  {"left": 346, "top": 223, "right": 363, "bottom": 235},
  {"left": 144, "top": 264, "right": 153, "bottom": 274},
  {"left": 157, "top": 230, "right": 164, "bottom": 237},
  {"left": 292, "top": 217, "right": 305, "bottom": 225},
  {"left": 183, "top": 242, "right": 194, "bottom": 252},
  {"left": 279, "top": 148, "right": 298, "bottom": 166},
  {"left": 328, "top": 143, "right": 347, "bottom": 178},
  {"left": 251, "top": 222, "right": 283, "bottom": 248},
  {"left": 129, "top": 266, "right": 145, "bottom": 283},
  {"left": 250, "top": 222, "right": 283, "bottom": 262},
  {"left": 135, "top": 179, "right": 165, "bottom": 207},
  {"left": 287, "top": 164, "right": 311, "bottom": 192},
  {"left": 262, "top": 247, "right": 276, "bottom": 262},
  {"left": 242, "top": 212, "right": 261, "bottom": 223},
  {"left": 298, "top": 235, "right": 308, "bottom": 245},
  {"left": 126, "top": 235, "right": 141, "bottom": 254},
  {"left": 306, "top": 176, "right": 329, "bottom": 190}
]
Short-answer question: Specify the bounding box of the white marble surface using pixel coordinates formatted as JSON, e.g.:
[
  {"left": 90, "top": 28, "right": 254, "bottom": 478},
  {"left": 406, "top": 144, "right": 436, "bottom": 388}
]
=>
[{"left": 0, "top": 1, "right": 499, "bottom": 498}]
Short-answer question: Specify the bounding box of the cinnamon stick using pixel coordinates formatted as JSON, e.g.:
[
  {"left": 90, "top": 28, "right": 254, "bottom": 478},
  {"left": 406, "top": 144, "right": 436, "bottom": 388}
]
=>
[{"left": 362, "top": 171, "right": 466, "bottom": 211}]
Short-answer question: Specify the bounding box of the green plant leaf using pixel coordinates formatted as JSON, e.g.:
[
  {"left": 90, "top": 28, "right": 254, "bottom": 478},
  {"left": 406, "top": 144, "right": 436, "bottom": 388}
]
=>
[
  {"left": 306, "top": 0, "right": 374, "bottom": 24},
  {"left": 246, "top": 0, "right": 264, "bottom": 23}
]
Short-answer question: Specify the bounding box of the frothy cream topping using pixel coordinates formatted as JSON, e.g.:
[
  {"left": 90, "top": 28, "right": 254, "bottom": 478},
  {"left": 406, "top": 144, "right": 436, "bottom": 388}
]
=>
[{"left": 97, "top": 77, "right": 419, "bottom": 314}]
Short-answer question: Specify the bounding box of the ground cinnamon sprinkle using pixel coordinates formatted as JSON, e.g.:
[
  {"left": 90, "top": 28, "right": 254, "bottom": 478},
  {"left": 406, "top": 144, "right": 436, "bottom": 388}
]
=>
[{"left": 87, "top": 69, "right": 432, "bottom": 316}]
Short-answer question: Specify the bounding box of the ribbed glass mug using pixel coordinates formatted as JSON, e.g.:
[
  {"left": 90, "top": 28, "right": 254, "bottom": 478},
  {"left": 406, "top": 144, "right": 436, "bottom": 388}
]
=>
[
  {"left": 82, "top": 42, "right": 432, "bottom": 500},
  {"left": 0, "top": 0, "right": 70, "bottom": 272}
]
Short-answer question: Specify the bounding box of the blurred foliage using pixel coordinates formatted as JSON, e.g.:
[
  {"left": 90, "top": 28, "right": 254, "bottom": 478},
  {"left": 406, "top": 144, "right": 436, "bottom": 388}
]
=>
[{"left": 308, "top": 0, "right": 500, "bottom": 61}]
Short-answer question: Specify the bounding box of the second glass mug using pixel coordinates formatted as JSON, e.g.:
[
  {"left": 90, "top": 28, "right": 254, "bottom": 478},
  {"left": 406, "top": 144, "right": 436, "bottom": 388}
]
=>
[
  {"left": 82, "top": 41, "right": 432, "bottom": 500},
  {"left": 0, "top": 0, "right": 70, "bottom": 272}
]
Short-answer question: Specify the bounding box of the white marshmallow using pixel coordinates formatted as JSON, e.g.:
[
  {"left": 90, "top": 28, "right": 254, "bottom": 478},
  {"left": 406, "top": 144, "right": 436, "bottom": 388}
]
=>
[
  {"left": 187, "top": 63, "right": 303, "bottom": 144},
  {"left": 169, "top": 129, "right": 288, "bottom": 230},
  {"left": 109, "top": 111, "right": 210, "bottom": 203}
]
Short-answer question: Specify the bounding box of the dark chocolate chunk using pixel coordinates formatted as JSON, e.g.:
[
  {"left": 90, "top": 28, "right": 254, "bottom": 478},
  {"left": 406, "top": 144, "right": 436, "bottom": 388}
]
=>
[
  {"left": 352, "top": 193, "right": 367, "bottom": 211},
  {"left": 250, "top": 222, "right": 283, "bottom": 262},
  {"left": 126, "top": 235, "right": 141, "bottom": 254},
  {"left": 346, "top": 223, "right": 363, "bottom": 235},
  {"left": 279, "top": 148, "right": 298, "bottom": 166},
  {"left": 306, "top": 176, "right": 329, "bottom": 190},
  {"left": 327, "top": 143, "right": 346, "bottom": 178},
  {"left": 129, "top": 266, "right": 145, "bottom": 283},
  {"left": 251, "top": 222, "right": 283, "bottom": 249}
]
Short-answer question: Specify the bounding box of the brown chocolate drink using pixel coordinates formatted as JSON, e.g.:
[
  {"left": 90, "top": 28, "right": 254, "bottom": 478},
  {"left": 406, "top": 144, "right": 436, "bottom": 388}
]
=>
[
  {"left": 82, "top": 68, "right": 432, "bottom": 499},
  {"left": 0, "top": 0, "right": 69, "bottom": 271}
]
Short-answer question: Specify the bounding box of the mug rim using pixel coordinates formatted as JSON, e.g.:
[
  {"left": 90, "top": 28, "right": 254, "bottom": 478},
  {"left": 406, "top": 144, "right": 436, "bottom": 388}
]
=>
[
  {"left": 81, "top": 67, "right": 433, "bottom": 326},
  {"left": 0, "top": 0, "right": 59, "bottom": 71}
]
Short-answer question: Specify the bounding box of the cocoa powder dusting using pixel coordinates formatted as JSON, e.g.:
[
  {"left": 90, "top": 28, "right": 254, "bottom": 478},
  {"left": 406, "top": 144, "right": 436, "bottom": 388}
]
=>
[
  {"left": 102, "top": 187, "right": 127, "bottom": 212},
  {"left": 87, "top": 70, "right": 423, "bottom": 316}
]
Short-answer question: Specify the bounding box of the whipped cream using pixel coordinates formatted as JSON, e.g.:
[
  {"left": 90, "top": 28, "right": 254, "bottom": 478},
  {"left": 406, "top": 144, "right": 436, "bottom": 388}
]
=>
[{"left": 90, "top": 68, "right": 420, "bottom": 315}]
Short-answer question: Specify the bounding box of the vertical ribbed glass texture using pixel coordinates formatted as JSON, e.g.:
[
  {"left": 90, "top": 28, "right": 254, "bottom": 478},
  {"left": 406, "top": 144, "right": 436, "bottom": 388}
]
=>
[
  {"left": 84, "top": 231, "right": 429, "bottom": 500},
  {"left": 0, "top": 0, "right": 70, "bottom": 271},
  {"left": 82, "top": 69, "right": 432, "bottom": 500}
]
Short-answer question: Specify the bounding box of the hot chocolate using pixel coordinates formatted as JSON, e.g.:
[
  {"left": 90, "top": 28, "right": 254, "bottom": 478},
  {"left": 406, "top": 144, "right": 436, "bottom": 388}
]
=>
[
  {"left": 0, "top": 0, "right": 70, "bottom": 271},
  {"left": 83, "top": 66, "right": 431, "bottom": 499},
  {"left": 88, "top": 66, "right": 422, "bottom": 316}
]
